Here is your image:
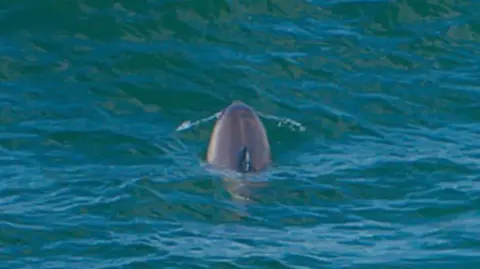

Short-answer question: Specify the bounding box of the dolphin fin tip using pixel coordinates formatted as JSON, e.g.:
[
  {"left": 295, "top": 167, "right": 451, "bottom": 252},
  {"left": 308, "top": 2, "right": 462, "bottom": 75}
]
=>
[{"left": 238, "top": 146, "right": 255, "bottom": 173}]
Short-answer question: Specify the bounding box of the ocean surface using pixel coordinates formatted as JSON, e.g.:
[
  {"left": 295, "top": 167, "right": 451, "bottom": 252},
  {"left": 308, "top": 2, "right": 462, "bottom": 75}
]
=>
[{"left": 1, "top": 0, "right": 480, "bottom": 268}]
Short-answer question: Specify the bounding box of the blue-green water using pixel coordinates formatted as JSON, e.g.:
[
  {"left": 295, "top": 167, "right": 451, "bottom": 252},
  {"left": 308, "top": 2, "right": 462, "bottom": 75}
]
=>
[{"left": 1, "top": 0, "right": 480, "bottom": 268}]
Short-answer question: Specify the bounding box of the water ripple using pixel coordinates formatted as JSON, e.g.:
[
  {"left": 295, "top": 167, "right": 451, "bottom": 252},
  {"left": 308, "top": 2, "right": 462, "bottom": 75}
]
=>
[{"left": 2, "top": 0, "right": 480, "bottom": 268}]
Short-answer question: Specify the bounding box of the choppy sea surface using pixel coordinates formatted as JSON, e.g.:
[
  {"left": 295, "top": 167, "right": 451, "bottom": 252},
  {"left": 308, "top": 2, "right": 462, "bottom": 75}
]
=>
[{"left": 1, "top": 0, "right": 480, "bottom": 268}]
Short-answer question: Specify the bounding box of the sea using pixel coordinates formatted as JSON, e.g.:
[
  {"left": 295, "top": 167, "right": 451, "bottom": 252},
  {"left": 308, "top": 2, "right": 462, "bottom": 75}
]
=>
[{"left": 1, "top": 0, "right": 479, "bottom": 268}]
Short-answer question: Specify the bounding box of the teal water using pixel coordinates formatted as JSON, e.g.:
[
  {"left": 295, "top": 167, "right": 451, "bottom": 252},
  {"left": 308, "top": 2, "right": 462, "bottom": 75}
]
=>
[{"left": 1, "top": 0, "right": 480, "bottom": 268}]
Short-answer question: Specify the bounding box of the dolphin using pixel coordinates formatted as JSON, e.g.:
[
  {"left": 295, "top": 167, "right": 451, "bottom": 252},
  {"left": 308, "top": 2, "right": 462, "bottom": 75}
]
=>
[
  {"left": 206, "top": 100, "right": 271, "bottom": 173},
  {"left": 206, "top": 101, "right": 271, "bottom": 200}
]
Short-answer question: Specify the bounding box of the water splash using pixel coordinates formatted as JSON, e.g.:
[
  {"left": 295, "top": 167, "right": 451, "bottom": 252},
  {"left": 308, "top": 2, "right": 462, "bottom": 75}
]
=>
[
  {"left": 257, "top": 112, "right": 307, "bottom": 132},
  {"left": 175, "top": 110, "right": 306, "bottom": 133},
  {"left": 175, "top": 111, "right": 221, "bottom": 132}
]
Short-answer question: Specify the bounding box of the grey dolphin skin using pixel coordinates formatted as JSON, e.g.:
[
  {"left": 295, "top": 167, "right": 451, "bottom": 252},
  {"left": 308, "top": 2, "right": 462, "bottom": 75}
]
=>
[{"left": 206, "top": 101, "right": 271, "bottom": 174}]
